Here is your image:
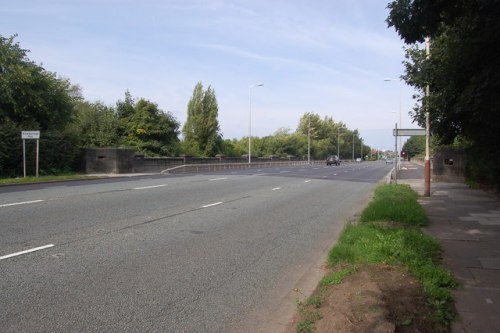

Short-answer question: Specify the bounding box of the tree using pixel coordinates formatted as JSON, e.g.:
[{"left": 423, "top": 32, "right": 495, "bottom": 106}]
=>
[
  {"left": 387, "top": 0, "right": 500, "bottom": 185},
  {"left": 0, "top": 34, "right": 76, "bottom": 131},
  {"left": 183, "top": 82, "right": 222, "bottom": 156},
  {"left": 402, "top": 136, "right": 425, "bottom": 158},
  {"left": 118, "top": 93, "right": 180, "bottom": 156},
  {"left": 71, "top": 101, "right": 120, "bottom": 148},
  {"left": 0, "top": 34, "right": 80, "bottom": 176}
]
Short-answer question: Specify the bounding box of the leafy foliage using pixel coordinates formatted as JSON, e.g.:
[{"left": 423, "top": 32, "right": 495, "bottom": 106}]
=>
[
  {"left": 71, "top": 101, "right": 120, "bottom": 148},
  {"left": 0, "top": 35, "right": 76, "bottom": 131},
  {"left": 402, "top": 135, "right": 425, "bottom": 158},
  {"left": 183, "top": 82, "right": 222, "bottom": 156},
  {"left": 118, "top": 94, "right": 180, "bottom": 156},
  {"left": 0, "top": 35, "right": 81, "bottom": 176},
  {"left": 387, "top": 1, "right": 500, "bottom": 187}
]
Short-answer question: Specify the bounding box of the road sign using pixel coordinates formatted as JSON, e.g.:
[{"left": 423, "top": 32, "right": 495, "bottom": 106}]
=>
[
  {"left": 393, "top": 128, "right": 426, "bottom": 136},
  {"left": 21, "top": 131, "right": 41, "bottom": 177},
  {"left": 22, "top": 131, "right": 40, "bottom": 139}
]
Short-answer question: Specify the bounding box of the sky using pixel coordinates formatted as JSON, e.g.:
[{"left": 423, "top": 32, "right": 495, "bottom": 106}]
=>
[{"left": 1, "top": 0, "right": 422, "bottom": 151}]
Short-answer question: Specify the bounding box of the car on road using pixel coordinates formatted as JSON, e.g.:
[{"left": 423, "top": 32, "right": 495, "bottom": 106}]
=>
[
  {"left": 385, "top": 158, "right": 394, "bottom": 164},
  {"left": 355, "top": 158, "right": 362, "bottom": 163},
  {"left": 326, "top": 155, "right": 341, "bottom": 166}
]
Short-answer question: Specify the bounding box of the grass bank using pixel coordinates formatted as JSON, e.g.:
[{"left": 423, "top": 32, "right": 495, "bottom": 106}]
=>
[
  {"left": 0, "top": 174, "right": 103, "bottom": 185},
  {"left": 296, "top": 184, "right": 457, "bottom": 333}
]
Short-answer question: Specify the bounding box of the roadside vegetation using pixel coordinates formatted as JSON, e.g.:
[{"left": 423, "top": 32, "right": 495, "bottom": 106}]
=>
[
  {"left": 295, "top": 184, "right": 457, "bottom": 333},
  {"left": 1, "top": 34, "right": 371, "bottom": 180},
  {"left": 0, "top": 174, "right": 104, "bottom": 186}
]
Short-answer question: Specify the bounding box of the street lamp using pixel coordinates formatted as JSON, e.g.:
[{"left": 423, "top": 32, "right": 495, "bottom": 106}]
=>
[
  {"left": 384, "top": 78, "right": 402, "bottom": 170},
  {"left": 248, "top": 83, "right": 264, "bottom": 164},
  {"left": 337, "top": 126, "right": 346, "bottom": 158},
  {"left": 308, "top": 113, "right": 311, "bottom": 164},
  {"left": 352, "top": 133, "right": 355, "bottom": 161}
]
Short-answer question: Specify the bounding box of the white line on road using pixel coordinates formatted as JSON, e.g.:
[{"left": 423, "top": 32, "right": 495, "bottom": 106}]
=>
[
  {"left": 0, "top": 244, "right": 54, "bottom": 261},
  {"left": 272, "top": 187, "right": 281, "bottom": 191},
  {"left": 304, "top": 180, "right": 312, "bottom": 183},
  {"left": 279, "top": 171, "right": 290, "bottom": 174},
  {"left": 201, "top": 202, "right": 223, "bottom": 208},
  {"left": 133, "top": 184, "right": 168, "bottom": 190},
  {"left": 0, "top": 200, "right": 44, "bottom": 208},
  {"left": 209, "top": 177, "right": 228, "bottom": 181}
]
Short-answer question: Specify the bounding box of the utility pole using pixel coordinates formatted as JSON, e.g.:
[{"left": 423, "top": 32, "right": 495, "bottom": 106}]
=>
[
  {"left": 352, "top": 133, "right": 355, "bottom": 161},
  {"left": 307, "top": 114, "right": 311, "bottom": 164},
  {"left": 424, "top": 37, "right": 431, "bottom": 196}
]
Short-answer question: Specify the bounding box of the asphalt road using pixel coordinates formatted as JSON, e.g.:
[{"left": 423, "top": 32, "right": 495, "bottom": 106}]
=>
[{"left": 0, "top": 161, "right": 393, "bottom": 333}]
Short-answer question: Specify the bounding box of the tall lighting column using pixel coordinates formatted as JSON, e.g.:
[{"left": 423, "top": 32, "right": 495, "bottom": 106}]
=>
[
  {"left": 337, "top": 126, "right": 345, "bottom": 158},
  {"left": 384, "top": 78, "right": 402, "bottom": 169},
  {"left": 248, "top": 83, "right": 264, "bottom": 164},
  {"left": 424, "top": 37, "right": 431, "bottom": 196}
]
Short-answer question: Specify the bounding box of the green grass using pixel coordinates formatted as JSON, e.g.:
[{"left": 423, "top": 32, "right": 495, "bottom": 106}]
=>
[
  {"left": 0, "top": 173, "right": 103, "bottom": 185},
  {"left": 320, "top": 266, "right": 356, "bottom": 286},
  {"left": 296, "top": 184, "right": 457, "bottom": 332},
  {"left": 360, "top": 184, "right": 427, "bottom": 226}
]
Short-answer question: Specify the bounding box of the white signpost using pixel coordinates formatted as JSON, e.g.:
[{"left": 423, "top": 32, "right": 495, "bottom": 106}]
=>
[
  {"left": 392, "top": 126, "right": 426, "bottom": 184},
  {"left": 21, "top": 131, "right": 40, "bottom": 178}
]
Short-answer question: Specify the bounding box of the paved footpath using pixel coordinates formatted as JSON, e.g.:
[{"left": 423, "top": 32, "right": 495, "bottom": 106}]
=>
[{"left": 398, "top": 162, "right": 500, "bottom": 333}]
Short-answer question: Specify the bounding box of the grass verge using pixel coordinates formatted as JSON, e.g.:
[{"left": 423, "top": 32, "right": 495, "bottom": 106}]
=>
[
  {"left": 296, "top": 184, "right": 457, "bottom": 332},
  {"left": 0, "top": 173, "right": 103, "bottom": 185}
]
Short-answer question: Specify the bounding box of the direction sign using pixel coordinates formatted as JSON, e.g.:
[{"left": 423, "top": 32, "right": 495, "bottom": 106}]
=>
[
  {"left": 393, "top": 128, "right": 426, "bottom": 136},
  {"left": 22, "top": 131, "right": 40, "bottom": 139}
]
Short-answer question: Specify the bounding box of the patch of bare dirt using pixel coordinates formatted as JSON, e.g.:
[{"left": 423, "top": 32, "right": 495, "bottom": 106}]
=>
[{"left": 288, "top": 264, "right": 444, "bottom": 333}]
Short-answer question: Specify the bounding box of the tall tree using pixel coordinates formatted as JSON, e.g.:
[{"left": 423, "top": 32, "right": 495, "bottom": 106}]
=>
[
  {"left": 118, "top": 93, "right": 180, "bottom": 156},
  {"left": 71, "top": 101, "right": 120, "bottom": 148},
  {"left": 0, "top": 34, "right": 76, "bottom": 131},
  {"left": 0, "top": 34, "right": 80, "bottom": 176},
  {"left": 387, "top": 0, "right": 500, "bottom": 185},
  {"left": 183, "top": 82, "right": 222, "bottom": 156}
]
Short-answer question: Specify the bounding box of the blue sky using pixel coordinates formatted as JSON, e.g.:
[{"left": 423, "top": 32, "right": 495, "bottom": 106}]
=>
[{"left": 2, "top": 0, "right": 421, "bottom": 151}]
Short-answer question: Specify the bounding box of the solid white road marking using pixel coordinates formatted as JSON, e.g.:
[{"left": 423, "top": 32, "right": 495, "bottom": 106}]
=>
[
  {"left": 304, "top": 180, "right": 312, "bottom": 183},
  {"left": 201, "top": 202, "right": 223, "bottom": 208},
  {"left": 209, "top": 177, "right": 228, "bottom": 181},
  {"left": 272, "top": 187, "right": 281, "bottom": 191},
  {"left": 133, "top": 184, "right": 168, "bottom": 190},
  {"left": 0, "top": 244, "right": 55, "bottom": 261},
  {"left": 0, "top": 200, "right": 44, "bottom": 208}
]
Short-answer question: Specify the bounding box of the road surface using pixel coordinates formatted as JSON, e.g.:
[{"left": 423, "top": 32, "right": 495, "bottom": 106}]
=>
[{"left": 0, "top": 161, "right": 392, "bottom": 332}]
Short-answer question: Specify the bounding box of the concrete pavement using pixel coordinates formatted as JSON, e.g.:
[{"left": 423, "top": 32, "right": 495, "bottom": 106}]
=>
[{"left": 397, "top": 161, "right": 500, "bottom": 333}]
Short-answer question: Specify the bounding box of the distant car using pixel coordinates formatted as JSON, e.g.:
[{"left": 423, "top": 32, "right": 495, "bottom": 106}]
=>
[
  {"left": 355, "top": 158, "right": 362, "bottom": 163},
  {"left": 385, "top": 158, "right": 394, "bottom": 164},
  {"left": 326, "top": 155, "right": 341, "bottom": 166}
]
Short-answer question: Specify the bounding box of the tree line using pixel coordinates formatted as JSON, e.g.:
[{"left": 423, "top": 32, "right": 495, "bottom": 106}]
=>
[
  {"left": 387, "top": 0, "right": 500, "bottom": 187},
  {"left": 0, "top": 35, "right": 369, "bottom": 177}
]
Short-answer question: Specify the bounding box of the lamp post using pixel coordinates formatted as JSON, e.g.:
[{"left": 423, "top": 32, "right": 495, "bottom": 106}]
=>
[
  {"left": 337, "top": 126, "right": 346, "bottom": 158},
  {"left": 308, "top": 113, "right": 311, "bottom": 164},
  {"left": 424, "top": 37, "right": 431, "bottom": 196},
  {"left": 384, "top": 78, "right": 402, "bottom": 170},
  {"left": 248, "top": 83, "right": 264, "bottom": 164},
  {"left": 352, "top": 133, "right": 355, "bottom": 161}
]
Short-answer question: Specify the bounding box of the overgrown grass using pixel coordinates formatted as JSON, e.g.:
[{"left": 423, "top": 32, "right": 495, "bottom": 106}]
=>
[
  {"left": 296, "top": 184, "right": 457, "bottom": 332},
  {"left": 360, "top": 184, "right": 428, "bottom": 226},
  {"left": 0, "top": 173, "right": 102, "bottom": 185}
]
